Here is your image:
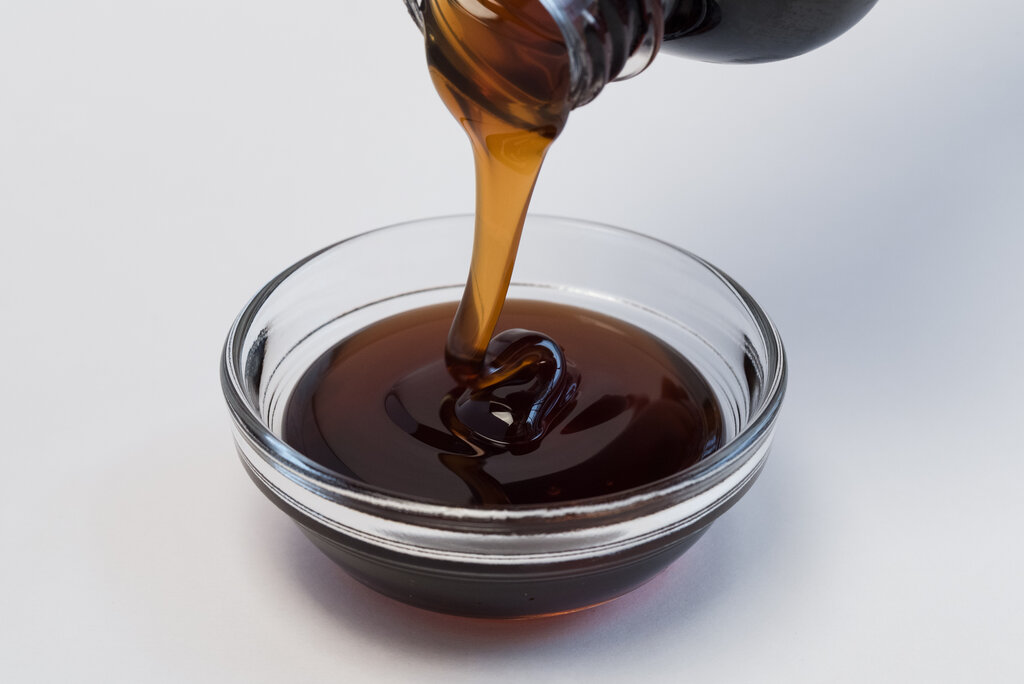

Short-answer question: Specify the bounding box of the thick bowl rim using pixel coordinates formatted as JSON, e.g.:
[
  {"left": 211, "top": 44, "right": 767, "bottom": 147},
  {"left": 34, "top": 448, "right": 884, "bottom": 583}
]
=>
[{"left": 221, "top": 214, "right": 787, "bottom": 524}]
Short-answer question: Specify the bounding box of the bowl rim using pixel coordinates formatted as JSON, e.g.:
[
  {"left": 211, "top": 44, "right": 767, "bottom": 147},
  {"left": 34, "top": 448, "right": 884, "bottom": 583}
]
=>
[{"left": 221, "top": 214, "right": 787, "bottom": 525}]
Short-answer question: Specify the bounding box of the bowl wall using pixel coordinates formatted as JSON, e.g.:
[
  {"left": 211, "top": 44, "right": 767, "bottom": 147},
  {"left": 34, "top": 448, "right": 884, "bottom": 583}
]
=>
[{"left": 222, "top": 215, "right": 786, "bottom": 617}]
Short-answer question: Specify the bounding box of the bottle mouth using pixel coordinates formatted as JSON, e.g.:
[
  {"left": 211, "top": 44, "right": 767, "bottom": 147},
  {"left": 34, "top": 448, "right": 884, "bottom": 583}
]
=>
[{"left": 403, "top": 0, "right": 424, "bottom": 31}]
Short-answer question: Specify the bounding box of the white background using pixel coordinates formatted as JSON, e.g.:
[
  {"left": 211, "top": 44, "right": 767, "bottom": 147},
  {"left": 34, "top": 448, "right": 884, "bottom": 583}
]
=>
[{"left": 2, "top": 1, "right": 1022, "bottom": 681}]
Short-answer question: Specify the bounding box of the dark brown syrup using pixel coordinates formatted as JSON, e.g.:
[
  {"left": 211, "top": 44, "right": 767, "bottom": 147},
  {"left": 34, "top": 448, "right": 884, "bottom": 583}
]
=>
[{"left": 283, "top": 300, "right": 723, "bottom": 506}]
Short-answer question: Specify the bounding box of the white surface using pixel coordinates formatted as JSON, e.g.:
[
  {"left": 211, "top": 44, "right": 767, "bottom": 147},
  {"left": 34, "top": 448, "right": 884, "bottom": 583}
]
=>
[{"left": 2, "top": 1, "right": 1022, "bottom": 682}]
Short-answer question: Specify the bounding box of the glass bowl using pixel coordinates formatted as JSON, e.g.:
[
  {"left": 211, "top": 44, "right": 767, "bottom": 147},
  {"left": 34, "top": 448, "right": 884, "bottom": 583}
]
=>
[{"left": 220, "top": 215, "right": 786, "bottom": 618}]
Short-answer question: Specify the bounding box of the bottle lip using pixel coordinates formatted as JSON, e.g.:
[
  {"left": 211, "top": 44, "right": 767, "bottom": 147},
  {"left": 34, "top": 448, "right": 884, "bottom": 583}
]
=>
[
  {"left": 403, "top": 0, "right": 596, "bottom": 108},
  {"left": 403, "top": 0, "right": 424, "bottom": 32},
  {"left": 221, "top": 215, "right": 787, "bottom": 543}
]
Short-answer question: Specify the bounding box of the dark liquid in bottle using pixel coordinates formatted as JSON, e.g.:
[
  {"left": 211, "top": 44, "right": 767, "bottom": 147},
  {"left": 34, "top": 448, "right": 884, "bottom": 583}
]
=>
[{"left": 283, "top": 300, "right": 724, "bottom": 506}]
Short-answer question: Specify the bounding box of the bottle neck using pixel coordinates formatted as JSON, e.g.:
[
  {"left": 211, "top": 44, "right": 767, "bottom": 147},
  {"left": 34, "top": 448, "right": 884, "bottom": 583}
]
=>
[
  {"left": 538, "top": 0, "right": 666, "bottom": 107},
  {"left": 404, "top": 1, "right": 695, "bottom": 109}
]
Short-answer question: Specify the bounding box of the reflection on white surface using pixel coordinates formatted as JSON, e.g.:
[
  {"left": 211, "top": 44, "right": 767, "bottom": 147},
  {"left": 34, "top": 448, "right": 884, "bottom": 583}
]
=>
[{"left": 1, "top": 1, "right": 1021, "bottom": 681}]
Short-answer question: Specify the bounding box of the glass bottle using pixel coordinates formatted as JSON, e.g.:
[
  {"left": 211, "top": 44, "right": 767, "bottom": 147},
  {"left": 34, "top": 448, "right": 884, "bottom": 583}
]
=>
[{"left": 404, "top": 0, "right": 878, "bottom": 107}]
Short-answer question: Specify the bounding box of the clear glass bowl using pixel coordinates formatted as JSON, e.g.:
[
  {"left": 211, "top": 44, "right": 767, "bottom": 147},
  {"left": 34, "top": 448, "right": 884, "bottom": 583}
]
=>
[{"left": 221, "top": 215, "right": 786, "bottom": 618}]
